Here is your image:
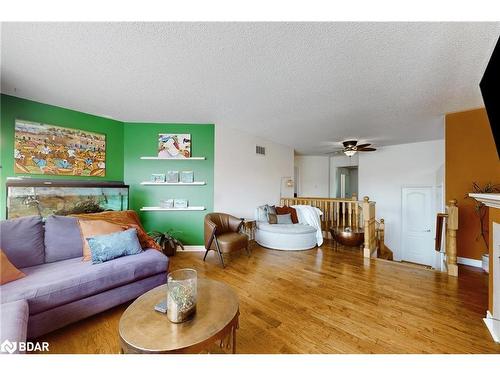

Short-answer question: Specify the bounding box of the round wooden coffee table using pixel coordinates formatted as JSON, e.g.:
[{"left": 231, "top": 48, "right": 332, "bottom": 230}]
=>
[{"left": 119, "top": 278, "right": 239, "bottom": 354}]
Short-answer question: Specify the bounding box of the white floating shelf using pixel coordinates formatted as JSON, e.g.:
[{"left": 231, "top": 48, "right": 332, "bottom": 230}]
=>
[
  {"left": 140, "top": 206, "right": 206, "bottom": 212},
  {"left": 140, "top": 156, "right": 206, "bottom": 160},
  {"left": 140, "top": 181, "right": 206, "bottom": 186}
]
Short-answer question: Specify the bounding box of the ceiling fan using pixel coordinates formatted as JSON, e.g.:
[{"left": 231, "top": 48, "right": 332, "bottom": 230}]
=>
[{"left": 330, "top": 140, "right": 377, "bottom": 157}]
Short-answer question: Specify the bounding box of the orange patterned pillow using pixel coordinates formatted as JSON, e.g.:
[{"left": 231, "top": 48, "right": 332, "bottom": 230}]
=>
[
  {"left": 72, "top": 210, "right": 161, "bottom": 251},
  {"left": 1, "top": 249, "right": 26, "bottom": 285},
  {"left": 72, "top": 210, "right": 142, "bottom": 227},
  {"left": 78, "top": 220, "right": 125, "bottom": 261}
]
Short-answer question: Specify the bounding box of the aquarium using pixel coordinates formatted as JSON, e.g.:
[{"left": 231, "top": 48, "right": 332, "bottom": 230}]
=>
[{"left": 6, "top": 179, "right": 129, "bottom": 219}]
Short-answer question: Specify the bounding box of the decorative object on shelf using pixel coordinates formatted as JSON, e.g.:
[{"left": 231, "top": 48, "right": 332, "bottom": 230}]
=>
[
  {"left": 158, "top": 134, "right": 191, "bottom": 159},
  {"left": 151, "top": 173, "right": 166, "bottom": 183},
  {"left": 466, "top": 181, "right": 500, "bottom": 248},
  {"left": 166, "top": 170, "right": 179, "bottom": 183},
  {"left": 148, "top": 229, "right": 184, "bottom": 256},
  {"left": 160, "top": 199, "right": 174, "bottom": 209},
  {"left": 14, "top": 119, "right": 106, "bottom": 176},
  {"left": 174, "top": 199, "right": 188, "bottom": 209},
  {"left": 166, "top": 268, "right": 197, "bottom": 323},
  {"left": 180, "top": 170, "right": 194, "bottom": 184}
]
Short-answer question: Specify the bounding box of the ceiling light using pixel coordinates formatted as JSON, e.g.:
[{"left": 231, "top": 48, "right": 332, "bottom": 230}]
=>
[{"left": 344, "top": 149, "right": 356, "bottom": 157}]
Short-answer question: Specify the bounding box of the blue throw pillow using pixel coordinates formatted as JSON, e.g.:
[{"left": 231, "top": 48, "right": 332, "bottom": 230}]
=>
[
  {"left": 276, "top": 213, "right": 293, "bottom": 224},
  {"left": 87, "top": 228, "right": 142, "bottom": 264}
]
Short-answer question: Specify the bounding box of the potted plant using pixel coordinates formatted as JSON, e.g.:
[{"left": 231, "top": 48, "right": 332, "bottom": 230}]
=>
[
  {"left": 148, "top": 229, "right": 184, "bottom": 256},
  {"left": 466, "top": 182, "right": 500, "bottom": 271}
]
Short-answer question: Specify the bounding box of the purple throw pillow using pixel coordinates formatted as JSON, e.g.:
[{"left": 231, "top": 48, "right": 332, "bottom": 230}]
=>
[
  {"left": 0, "top": 216, "right": 45, "bottom": 269},
  {"left": 44, "top": 215, "right": 83, "bottom": 263}
]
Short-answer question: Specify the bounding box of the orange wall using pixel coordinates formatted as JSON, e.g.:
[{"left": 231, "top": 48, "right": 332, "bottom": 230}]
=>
[{"left": 445, "top": 108, "right": 500, "bottom": 260}]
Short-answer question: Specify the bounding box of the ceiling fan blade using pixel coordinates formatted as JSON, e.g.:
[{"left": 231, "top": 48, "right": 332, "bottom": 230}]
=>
[
  {"left": 355, "top": 143, "right": 371, "bottom": 149},
  {"left": 358, "top": 147, "right": 376, "bottom": 152}
]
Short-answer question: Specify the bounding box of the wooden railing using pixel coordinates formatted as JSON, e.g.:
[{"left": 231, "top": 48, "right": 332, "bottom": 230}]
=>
[
  {"left": 280, "top": 195, "right": 379, "bottom": 258},
  {"left": 280, "top": 195, "right": 362, "bottom": 231},
  {"left": 435, "top": 199, "right": 459, "bottom": 277}
]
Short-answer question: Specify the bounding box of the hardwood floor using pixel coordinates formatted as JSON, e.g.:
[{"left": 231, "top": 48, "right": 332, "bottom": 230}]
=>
[{"left": 38, "top": 241, "right": 500, "bottom": 354}]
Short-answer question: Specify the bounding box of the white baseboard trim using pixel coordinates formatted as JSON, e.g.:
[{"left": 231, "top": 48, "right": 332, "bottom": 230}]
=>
[
  {"left": 484, "top": 310, "right": 500, "bottom": 343},
  {"left": 457, "top": 256, "right": 482, "bottom": 268},
  {"left": 182, "top": 245, "right": 205, "bottom": 252}
]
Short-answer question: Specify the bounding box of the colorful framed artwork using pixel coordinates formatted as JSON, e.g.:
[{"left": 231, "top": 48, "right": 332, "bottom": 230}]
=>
[
  {"left": 14, "top": 119, "right": 106, "bottom": 177},
  {"left": 158, "top": 134, "right": 191, "bottom": 159}
]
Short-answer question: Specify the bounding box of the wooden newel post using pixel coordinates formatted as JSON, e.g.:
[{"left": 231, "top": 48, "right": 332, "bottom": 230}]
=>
[
  {"left": 446, "top": 199, "right": 459, "bottom": 277},
  {"left": 378, "top": 218, "right": 385, "bottom": 255},
  {"left": 363, "top": 196, "right": 375, "bottom": 258}
]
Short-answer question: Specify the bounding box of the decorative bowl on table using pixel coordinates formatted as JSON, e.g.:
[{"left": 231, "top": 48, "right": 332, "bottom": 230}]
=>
[{"left": 330, "top": 227, "right": 365, "bottom": 247}]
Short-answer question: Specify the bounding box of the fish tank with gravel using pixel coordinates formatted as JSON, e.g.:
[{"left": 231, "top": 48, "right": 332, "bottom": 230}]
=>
[{"left": 6, "top": 178, "right": 129, "bottom": 219}]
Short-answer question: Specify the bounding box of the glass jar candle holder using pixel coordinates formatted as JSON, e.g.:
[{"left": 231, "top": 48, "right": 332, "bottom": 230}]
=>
[{"left": 167, "top": 268, "right": 197, "bottom": 323}]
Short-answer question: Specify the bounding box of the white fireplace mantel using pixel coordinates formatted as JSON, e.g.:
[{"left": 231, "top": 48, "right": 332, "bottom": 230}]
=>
[
  {"left": 469, "top": 192, "right": 500, "bottom": 343},
  {"left": 469, "top": 193, "right": 500, "bottom": 209}
]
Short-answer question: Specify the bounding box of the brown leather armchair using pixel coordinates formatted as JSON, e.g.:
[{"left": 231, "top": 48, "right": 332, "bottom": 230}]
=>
[{"left": 204, "top": 213, "right": 250, "bottom": 267}]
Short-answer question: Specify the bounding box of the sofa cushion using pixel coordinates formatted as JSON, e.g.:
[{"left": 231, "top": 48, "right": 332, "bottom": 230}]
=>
[
  {"left": 257, "top": 222, "right": 317, "bottom": 234},
  {"left": 276, "top": 206, "right": 299, "bottom": 224},
  {"left": 268, "top": 213, "right": 278, "bottom": 224},
  {"left": 256, "top": 206, "right": 268, "bottom": 222},
  {"left": 88, "top": 228, "right": 142, "bottom": 264},
  {"left": 0, "top": 299, "right": 29, "bottom": 354},
  {"left": 0, "top": 249, "right": 168, "bottom": 315},
  {"left": 78, "top": 219, "right": 124, "bottom": 261},
  {"left": 44, "top": 215, "right": 83, "bottom": 263},
  {"left": 276, "top": 213, "right": 293, "bottom": 224},
  {"left": 216, "top": 232, "right": 248, "bottom": 253},
  {"left": 0, "top": 216, "right": 45, "bottom": 268},
  {"left": 0, "top": 249, "right": 26, "bottom": 285}
]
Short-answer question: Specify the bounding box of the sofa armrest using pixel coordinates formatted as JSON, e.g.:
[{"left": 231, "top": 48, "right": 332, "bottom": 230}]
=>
[
  {"left": 204, "top": 219, "right": 217, "bottom": 250},
  {"left": 0, "top": 299, "right": 29, "bottom": 354}
]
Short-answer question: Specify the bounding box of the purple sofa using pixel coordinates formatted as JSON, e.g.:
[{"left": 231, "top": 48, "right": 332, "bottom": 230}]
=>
[{"left": 0, "top": 215, "right": 168, "bottom": 350}]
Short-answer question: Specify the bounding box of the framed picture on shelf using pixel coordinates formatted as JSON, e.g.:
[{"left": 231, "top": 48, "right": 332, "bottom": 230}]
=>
[
  {"left": 158, "top": 134, "right": 191, "bottom": 159},
  {"left": 151, "top": 173, "right": 166, "bottom": 183},
  {"left": 174, "top": 199, "right": 188, "bottom": 209},
  {"left": 160, "top": 199, "right": 174, "bottom": 209},
  {"left": 180, "top": 171, "right": 194, "bottom": 183},
  {"left": 166, "top": 171, "right": 179, "bottom": 183}
]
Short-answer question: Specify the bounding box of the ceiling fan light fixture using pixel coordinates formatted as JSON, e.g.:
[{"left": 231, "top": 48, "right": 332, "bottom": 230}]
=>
[{"left": 344, "top": 149, "right": 356, "bottom": 157}]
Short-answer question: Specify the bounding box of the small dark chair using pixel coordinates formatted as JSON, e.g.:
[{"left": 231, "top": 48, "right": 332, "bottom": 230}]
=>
[{"left": 204, "top": 213, "right": 250, "bottom": 268}]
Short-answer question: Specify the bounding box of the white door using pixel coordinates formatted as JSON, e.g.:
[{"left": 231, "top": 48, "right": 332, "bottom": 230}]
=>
[{"left": 402, "top": 187, "right": 435, "bottom": 266}]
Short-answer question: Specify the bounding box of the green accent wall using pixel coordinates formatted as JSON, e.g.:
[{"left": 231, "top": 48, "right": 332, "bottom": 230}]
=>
[
  {"left": 123, "top": 123, "right": 214, "bottom": 246},
  {"left": 0, "top": 94, "right": 124, "bottom": 219},
  {"left": 0, "top": 95, "right": 214, "bottom": 244}
]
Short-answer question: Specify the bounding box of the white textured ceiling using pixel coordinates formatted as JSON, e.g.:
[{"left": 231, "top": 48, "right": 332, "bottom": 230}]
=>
[{"left": 1, "top": 22, "right": 499, "bottom": 154}]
